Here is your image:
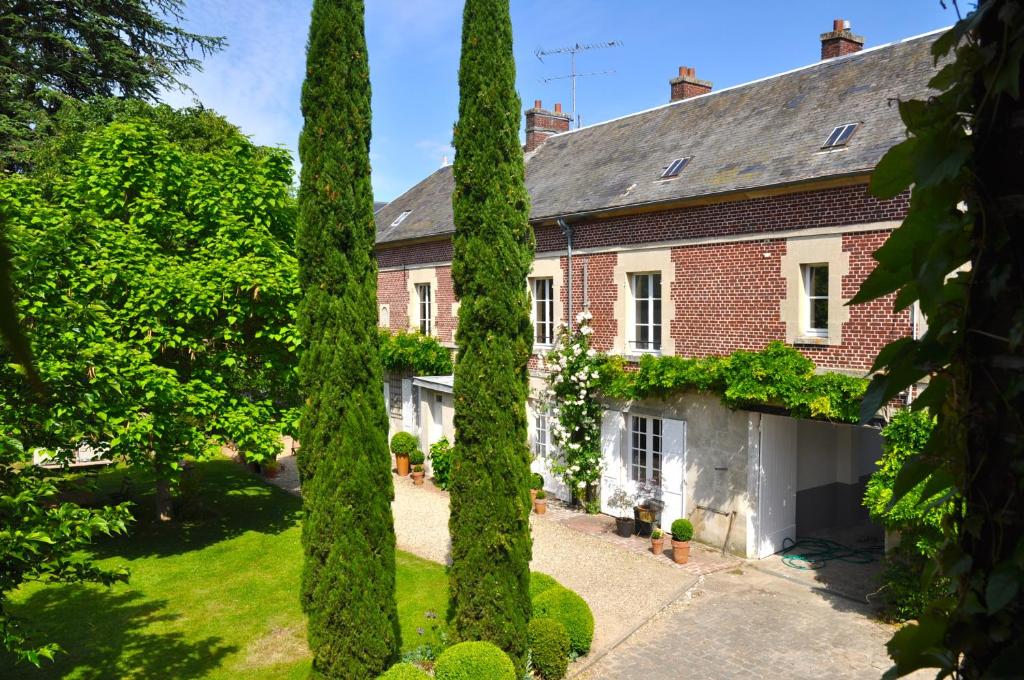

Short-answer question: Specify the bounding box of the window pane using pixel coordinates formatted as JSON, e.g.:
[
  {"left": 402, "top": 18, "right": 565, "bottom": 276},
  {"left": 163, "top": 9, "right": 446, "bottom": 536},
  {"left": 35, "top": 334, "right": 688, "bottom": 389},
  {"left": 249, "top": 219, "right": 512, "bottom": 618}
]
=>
[
  {"left": 812, "top": 298, "right": 828, "bottom": 330},
  {"left": 812, "top": 266, "right": 828, "bottom": 296},
  {"left": 653, "top": 323, "right": 662, "bottom": 350},
  {"left": 652, "top": 274, "right": 661, "bottom": 300}
]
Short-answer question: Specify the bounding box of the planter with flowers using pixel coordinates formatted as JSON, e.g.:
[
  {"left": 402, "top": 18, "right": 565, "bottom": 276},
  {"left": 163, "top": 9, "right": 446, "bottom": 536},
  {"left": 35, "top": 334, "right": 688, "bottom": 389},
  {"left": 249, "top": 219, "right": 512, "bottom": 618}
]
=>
[
  {"left": 670, "top": 518, "right": 694, "bottom": 564},
  {"left": 651, "top": 528, "right": 665, "bottom": 556},
  {"left": 608, "top": 486, "right": 636, "bottom": 537},
  {"left": 410, "top": 450, "right": 425, "bottom": 485},
  {"left": 534, "top": 490, "right": 547, "bottom": 514}
]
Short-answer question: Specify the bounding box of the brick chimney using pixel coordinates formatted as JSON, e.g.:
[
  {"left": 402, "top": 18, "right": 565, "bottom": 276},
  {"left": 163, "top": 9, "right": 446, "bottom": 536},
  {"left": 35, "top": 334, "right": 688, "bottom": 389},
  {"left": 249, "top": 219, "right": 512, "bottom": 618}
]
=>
[
  {"left": 669, "top": 66, "right": 712, "bottom": 102},
  {"left": 525, "top": 100, "right": 571, "bottom": 152},
  {"left": 820, "top": 19, "right": 864, "bottom": 59}
]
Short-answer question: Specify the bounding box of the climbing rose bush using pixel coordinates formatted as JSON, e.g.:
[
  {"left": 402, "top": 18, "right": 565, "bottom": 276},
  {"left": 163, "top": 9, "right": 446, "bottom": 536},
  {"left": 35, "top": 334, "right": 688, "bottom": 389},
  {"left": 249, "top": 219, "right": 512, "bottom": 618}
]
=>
[{"left": 542, "top": 312, "right": 602, "bottom": 506}]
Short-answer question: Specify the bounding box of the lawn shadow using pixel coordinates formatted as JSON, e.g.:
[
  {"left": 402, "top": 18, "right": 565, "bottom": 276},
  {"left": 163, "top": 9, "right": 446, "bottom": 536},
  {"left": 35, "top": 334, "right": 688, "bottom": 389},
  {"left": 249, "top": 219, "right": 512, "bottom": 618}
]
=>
[
  {"left": 98, "top": 458, "right": 303, "bottom": 560},
  {"left": 1, "top": 586, "right": 238, "bottom": 679}
]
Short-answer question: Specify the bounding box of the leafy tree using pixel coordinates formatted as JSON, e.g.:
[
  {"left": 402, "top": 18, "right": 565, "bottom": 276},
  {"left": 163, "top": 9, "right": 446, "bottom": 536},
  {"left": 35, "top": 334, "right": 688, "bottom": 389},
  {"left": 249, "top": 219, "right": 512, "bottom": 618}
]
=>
[
  {"left": 0, "top": 0, "right": 224, "bottom": 170},
  {"left": 296, "top": 0, "right": 399, "bottom": 677},
  {"left": 448, "top": 0, "right": 534, "bottom": 672},
  {"left": 0, "top": 101, "right": 300, "bottom": 520},
  {"left": 851, "top": 1, "right": 1024, "bottom": 674},
  {"left": 0, "top": 436, "right": 132, "bottom": 666}
]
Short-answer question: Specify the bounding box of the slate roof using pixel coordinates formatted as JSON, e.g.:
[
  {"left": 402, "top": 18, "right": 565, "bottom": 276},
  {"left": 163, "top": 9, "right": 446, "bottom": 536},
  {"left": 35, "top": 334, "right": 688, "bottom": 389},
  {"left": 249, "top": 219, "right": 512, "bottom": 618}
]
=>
[{"left": 375, "top": 29, "right": 943, "bottom": 245}]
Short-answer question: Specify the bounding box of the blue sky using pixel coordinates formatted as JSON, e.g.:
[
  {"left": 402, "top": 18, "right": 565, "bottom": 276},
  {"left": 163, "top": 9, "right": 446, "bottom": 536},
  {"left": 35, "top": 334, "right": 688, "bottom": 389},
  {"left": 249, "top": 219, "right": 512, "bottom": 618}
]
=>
[{"left": 162, "top": 1, "right": 957, "bottom": 202}]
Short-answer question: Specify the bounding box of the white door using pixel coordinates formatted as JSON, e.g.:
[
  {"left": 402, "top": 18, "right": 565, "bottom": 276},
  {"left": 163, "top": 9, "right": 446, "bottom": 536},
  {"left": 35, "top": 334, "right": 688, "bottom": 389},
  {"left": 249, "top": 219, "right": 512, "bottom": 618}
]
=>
[
  {"left": 599, "top": 410, "right": 623, "bottom": 516},
  {"left": 757, "top": 414, "right": 798, "bottom": 558},
  {"left": 429, "top": 393, "right": 443, "bottom": 446}
]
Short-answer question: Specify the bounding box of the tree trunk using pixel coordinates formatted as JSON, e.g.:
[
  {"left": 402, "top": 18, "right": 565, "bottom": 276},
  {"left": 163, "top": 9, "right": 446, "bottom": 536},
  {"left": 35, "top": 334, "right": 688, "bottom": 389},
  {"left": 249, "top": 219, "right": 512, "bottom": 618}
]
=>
[{"left": 155, "top": 475, "right": 173, "bottom": 522}]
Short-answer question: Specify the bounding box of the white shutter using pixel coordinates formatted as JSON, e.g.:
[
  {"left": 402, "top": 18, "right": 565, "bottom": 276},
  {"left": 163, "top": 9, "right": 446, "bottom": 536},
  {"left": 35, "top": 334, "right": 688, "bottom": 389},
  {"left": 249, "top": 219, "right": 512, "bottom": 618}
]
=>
[
  {"left": 600, "top": 409, "right": 623, "bottom": 515},
  {"left": 401, "top": 379, "right": 417, "bottom": 434},
  {"left": 659, "top": 418, "right": 686, "bottom": 528}
]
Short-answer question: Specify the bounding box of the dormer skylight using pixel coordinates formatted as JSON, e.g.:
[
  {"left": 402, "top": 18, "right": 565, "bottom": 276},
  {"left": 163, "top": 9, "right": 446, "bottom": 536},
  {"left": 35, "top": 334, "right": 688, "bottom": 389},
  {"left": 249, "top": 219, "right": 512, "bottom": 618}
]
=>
[
  {"left": 390, "top": 210, "right": 412, "bottom": 227},
  {"left": 660, "top": 157, "right": 690, "bottom": 179},
  {"left": 822, "top": 123, "right": 858, "bottom": 149}
]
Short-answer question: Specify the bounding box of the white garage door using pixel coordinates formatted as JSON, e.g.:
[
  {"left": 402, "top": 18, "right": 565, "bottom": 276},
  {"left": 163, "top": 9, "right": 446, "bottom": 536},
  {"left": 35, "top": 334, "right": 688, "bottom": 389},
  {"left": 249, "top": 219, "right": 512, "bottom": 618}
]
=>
[{"left": 757, "top": 414, "right": 798, "bottom": 558}]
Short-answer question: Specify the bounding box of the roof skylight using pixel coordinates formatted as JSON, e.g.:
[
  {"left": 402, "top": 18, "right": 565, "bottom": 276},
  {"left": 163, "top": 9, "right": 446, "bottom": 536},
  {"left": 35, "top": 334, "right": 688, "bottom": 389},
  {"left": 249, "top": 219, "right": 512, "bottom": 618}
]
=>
[
  {"left": 660, "top": 157, "right": 690, "bottom": 179},
  {"left": 822, "top": 123, "right": 858, "bottom": 148},
  {"left": 390, "top": 210, "right": 412, "bottom": 227}
]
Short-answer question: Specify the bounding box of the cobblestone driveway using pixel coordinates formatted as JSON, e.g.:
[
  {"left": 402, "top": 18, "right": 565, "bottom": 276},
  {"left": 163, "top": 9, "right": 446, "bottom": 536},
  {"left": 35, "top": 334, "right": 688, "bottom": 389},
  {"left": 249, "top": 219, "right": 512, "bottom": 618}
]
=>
[{"left": 577, "top": 567, "right": 918, "bottom": 680}]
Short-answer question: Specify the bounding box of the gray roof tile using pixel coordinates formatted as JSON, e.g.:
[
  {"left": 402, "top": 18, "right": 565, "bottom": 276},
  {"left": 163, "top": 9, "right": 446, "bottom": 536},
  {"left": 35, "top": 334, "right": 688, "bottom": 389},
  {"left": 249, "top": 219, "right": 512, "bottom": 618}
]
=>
[{"left": 376, "top": 30, "right": 941, "bottom": 245}]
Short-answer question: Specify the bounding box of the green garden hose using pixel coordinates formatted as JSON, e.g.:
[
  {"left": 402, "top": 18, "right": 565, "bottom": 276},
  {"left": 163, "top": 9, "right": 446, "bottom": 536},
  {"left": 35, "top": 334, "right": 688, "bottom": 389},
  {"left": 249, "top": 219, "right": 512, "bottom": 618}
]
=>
[{"left": 780, "top": 537, "right": 883, "bottom": 570}]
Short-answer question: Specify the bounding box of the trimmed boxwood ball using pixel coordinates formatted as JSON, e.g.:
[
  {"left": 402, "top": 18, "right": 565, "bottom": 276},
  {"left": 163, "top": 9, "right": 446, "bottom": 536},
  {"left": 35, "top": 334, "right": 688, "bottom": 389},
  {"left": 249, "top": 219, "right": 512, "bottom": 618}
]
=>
[
  {"left": 671, "top": 518, "right": 694, "bottom": 542},
  {"left": 378, "top": 662, "right": 431, "bottom": 679},
  {"left": 533, "top": 586, "right": 594, "bottom": 656},
  {"left": 390, "top": 432, "right": 418, "bottom": 456},
  {"left": 434, "top": 641, "right": 517, "bottom": 680},
  {"left": 531, "top": 472, "right": 545, "bottom": 490},
  {"left": 529, "top": 572, "right": 561, "bottom": 600},
  {"left": 409, "top": 449, "right": 425, "bottom": 466},
  {"left": 528, "top": 618, "right": 570, "bottom": 680}
]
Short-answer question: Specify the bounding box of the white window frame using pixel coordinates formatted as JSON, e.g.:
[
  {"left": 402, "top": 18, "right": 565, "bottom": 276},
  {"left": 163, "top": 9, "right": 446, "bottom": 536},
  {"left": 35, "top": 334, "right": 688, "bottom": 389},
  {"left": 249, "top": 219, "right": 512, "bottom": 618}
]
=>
[
  {"left": 629, "top": 415, "right": 663, "bottom": 485},
  {"left": 629, "top": 272, "right": 662, "bottom": 354},
  {"left": 802, "top": 264, "right": 829, "bottom": 338},
  {"left": 531, "top": 277, "right": 555, "bottom": 347},
  {"left": 416, "top": 283, "right": 432, "bottom": 336},
  {"left": 533, "top": 409, "right": 549, "bottom": 458}
]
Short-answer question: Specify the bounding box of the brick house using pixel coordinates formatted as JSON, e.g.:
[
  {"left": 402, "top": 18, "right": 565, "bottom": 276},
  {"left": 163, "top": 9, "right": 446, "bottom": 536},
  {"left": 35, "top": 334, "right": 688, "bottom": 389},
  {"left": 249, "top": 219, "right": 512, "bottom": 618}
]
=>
[{"left": 374, "top": 21, "right": 940, "bottom": 558}]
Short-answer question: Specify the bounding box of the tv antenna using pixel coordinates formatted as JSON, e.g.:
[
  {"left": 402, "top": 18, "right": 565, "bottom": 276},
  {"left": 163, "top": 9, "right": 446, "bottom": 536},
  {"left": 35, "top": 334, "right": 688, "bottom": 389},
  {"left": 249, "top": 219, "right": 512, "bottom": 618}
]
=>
[{"left": 535, "top": 40, "right": 622, "bottom": 128}]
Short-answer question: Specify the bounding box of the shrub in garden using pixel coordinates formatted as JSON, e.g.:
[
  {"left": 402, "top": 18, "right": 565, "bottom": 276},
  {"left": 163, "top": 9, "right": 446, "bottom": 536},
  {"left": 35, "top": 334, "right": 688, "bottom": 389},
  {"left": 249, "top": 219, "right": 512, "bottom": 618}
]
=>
[
  {"left": 528, "top": 618, "right": 570, "bottom": 680},
  {"left": 433, "top": 641, "right": 517, "bottom": 680},
  {"left": 531, "top": 473, "right": 545, "bottom": 490},
  {"left": 296, "top": 0, "right": 399, "bottom": 675},
  {"left": 529, "top": 572, "right": 561, "bottom": 599},
  {"left": 532, "top": 586, "right": 594, "bottom": 656},
  {"left": 447, "top": 0, "right": 534, "bottom": 672},
  {"left": 409, "top": 450, "right": 425, "bottom": 466},
  {"left": 671, "top": 518, "right": 694, "bottom": 542},
  {"left": 391, "top": 432, "right": 418, "bottom": 457},
  {"left": 378, "top": 662, "right": 431, "bottom": 679},
  {"left": 429, "top": 437, "right": 453, "bottom": 489}
]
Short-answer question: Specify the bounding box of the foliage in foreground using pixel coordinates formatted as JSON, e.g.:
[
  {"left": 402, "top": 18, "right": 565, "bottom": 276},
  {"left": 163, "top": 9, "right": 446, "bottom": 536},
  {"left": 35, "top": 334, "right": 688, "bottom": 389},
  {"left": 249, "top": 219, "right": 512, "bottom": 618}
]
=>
[
  {"left": 528, "top": 618, "right": 570, "bottom": 680},
  {"left": 433, "top": 641, "right": 516, "bottom": 680},
  {"left": 296, "top": 0, "right": 399, "bottom": 676},
  {"left": 447, "top": 0, "right": 534, "bottom": 673},
  {"left": 0, "top": 437, "right": 132, "bottom": 666},
  {"left": 850, "top": 2, "right": 1024, "bottom": 674},
  {"left": 532, "top": 585, "right": 594, "bottom": 657},
  {"left": 379, "top": 330, "right": 453, "bottom": 376},
  {"left": 0, "top": 0, "right": 224, "bottom": 171},
  {"left": 0, "top": 100, "right": 300, "bottom": 519}
]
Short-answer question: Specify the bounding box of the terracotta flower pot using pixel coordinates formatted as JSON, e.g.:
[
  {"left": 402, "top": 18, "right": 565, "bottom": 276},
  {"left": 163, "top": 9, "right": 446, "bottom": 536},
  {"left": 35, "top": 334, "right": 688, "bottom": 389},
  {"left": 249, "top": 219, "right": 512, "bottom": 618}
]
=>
[
  {"left": 534, "top": 498, "right": 547, "bottom": 514},
  {"left": 412, "top": 470, "right": 424, "bottom": 485},
  {"left": 651, "top": 537, "right": 665, "bottom": 556},
  {"left": 671, "top": 539, "right": 691, "bottom": 564},
  {"left": 395, "top": 453, "right": 410, "bottom": 476}
]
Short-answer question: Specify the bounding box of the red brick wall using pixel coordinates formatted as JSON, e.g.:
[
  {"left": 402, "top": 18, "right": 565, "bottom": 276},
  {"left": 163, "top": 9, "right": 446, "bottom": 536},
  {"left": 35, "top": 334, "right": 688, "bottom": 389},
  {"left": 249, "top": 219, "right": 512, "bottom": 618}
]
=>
[
  {"left": 435, "top": 266, "right": 457, "bottom": 343},
  {"left": 378, "top": 270, "right": 408, "bottom": 332},
  {"left": 564, "top": 253, "right": 618, "bottom": 352}
]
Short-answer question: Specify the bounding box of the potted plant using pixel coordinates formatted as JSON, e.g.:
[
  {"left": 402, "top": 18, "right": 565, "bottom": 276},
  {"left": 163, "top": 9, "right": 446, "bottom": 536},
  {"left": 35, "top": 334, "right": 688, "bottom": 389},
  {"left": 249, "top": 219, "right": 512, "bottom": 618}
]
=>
[
  {"left": 651, "top": 528, "right": 665, "bottom": 556},
  {"left": 262, "top": 459, "right": 280, "bottom": 479},
  {"left": 608, "top": 487, "right": 636, "bottom": 537},
  {"left": 410, "top": 450, "right": 425, "bottom": 485},
  {"left": 530, "top": 472, "right": 544, "bottom": 503},
  {"left": 634, "top": 480, "right": 664, "bottom": 537},
  {"left": 670, "top": 518, "right": 694, "bottom": 564},
  {"left": 534, "top": 489, "right": 547, "bottom": 514},
  {"left": 390, "top": 432, "right": 417, "bottom": 476}
]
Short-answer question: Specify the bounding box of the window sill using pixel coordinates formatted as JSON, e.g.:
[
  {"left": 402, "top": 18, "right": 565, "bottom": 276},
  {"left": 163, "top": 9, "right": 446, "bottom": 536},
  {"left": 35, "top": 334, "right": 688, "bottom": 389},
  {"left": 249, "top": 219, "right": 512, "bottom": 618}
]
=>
[
  {"left": 794, "top": 335, "right": 830, "bottom": 346},
  {"left": 533, "top": 343, "right": 554, "bottom": 354},
  {"left": 626, "top": 348, "right": 663, "bottom": 361}
]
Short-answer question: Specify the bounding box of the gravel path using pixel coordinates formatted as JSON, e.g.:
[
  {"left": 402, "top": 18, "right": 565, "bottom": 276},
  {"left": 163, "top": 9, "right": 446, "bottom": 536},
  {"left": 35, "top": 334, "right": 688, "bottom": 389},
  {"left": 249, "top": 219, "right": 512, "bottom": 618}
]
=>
[{"left": 266, "top": 454, "right": 695, "bottom": 658}]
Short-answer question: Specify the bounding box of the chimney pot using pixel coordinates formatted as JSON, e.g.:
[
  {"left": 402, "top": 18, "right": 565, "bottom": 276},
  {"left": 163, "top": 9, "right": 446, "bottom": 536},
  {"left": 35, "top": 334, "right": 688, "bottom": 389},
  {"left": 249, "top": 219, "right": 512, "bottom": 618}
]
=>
[
  {"left": 669, "top": 65, "right": 712, "bottom": 103},
  {"left": 534, "top": 99, "right": 542, "bottom": 109},
  {"left": 554, "top": 102, "right": 562, "bottom": 113},
  {"left": 821, "top": 18, "right": 864, "bottom": 60}
]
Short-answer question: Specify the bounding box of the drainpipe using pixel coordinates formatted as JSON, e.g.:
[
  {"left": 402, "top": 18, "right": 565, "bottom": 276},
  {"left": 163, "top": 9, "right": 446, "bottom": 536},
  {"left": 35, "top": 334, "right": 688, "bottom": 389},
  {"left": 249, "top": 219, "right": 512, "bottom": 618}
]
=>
[
  {"left": 558, "top": 218, "right": 574, "bottom": 331},
  {"left": 907, "top": 303, "right": 919, "bottom": 406}
]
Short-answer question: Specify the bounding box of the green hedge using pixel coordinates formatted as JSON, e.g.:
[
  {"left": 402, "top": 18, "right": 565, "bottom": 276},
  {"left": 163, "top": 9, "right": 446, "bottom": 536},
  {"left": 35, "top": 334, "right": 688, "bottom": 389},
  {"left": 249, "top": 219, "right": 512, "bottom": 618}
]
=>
[
  {"left": 390, "top": 432, "right": 418, "bottom": 457},
  {"left": 529, "top": 618, "right": 570, "bottom": 680},
  {"left": 532, "top": 585, "right": 594, "bottom": 656},
  {"left": 529, "top": 572, "right": 560, "bottom": 600},
  {"left": 598, "top": 341, "right": 867, "bottom": 423},
  {"left": 379, "top": 330, "right": 453, "bottom": 375},
  {"left": 434, "top": 641, "right": 516, "bottom": 680},
  {"left": 378, "top": 662, "right": 431, "bottom": 679}
]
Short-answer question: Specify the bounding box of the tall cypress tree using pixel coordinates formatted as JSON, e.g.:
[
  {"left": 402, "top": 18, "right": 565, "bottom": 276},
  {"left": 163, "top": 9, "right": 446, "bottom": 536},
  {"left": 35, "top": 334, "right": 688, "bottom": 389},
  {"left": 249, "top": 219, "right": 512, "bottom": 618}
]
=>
[
  {"left": 296, "top": 1, "right": 399, "bottom": 677},
  {"left": 448, "top": 0, "right": 534, "bottom": 673}
]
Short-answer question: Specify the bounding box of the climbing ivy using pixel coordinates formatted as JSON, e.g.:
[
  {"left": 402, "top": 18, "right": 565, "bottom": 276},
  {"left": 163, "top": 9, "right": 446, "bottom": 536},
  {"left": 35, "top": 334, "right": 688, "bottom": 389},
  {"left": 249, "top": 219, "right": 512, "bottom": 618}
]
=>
[
  {"left": 849, "top": 2, "right": 1024, "bottom": 675},
  {"left": 597, "top": 341, "right": 867, "bottom": 423},
  {"left": 379, "top": 330, "right": 453, "bottom": 376}
]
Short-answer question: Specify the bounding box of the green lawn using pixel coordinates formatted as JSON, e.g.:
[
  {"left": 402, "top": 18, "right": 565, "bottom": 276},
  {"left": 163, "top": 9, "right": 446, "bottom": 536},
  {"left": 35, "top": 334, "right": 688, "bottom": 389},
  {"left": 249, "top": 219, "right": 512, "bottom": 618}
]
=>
[{"left": 1, "top": 460, "right": 449, "bottom": 679}]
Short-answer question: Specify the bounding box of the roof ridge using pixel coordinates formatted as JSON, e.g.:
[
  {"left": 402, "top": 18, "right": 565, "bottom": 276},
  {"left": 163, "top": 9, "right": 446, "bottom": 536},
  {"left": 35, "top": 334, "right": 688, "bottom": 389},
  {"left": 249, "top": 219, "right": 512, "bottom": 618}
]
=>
[{"left": 544, "top": 26, "right": 950, "bottom": 142}]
